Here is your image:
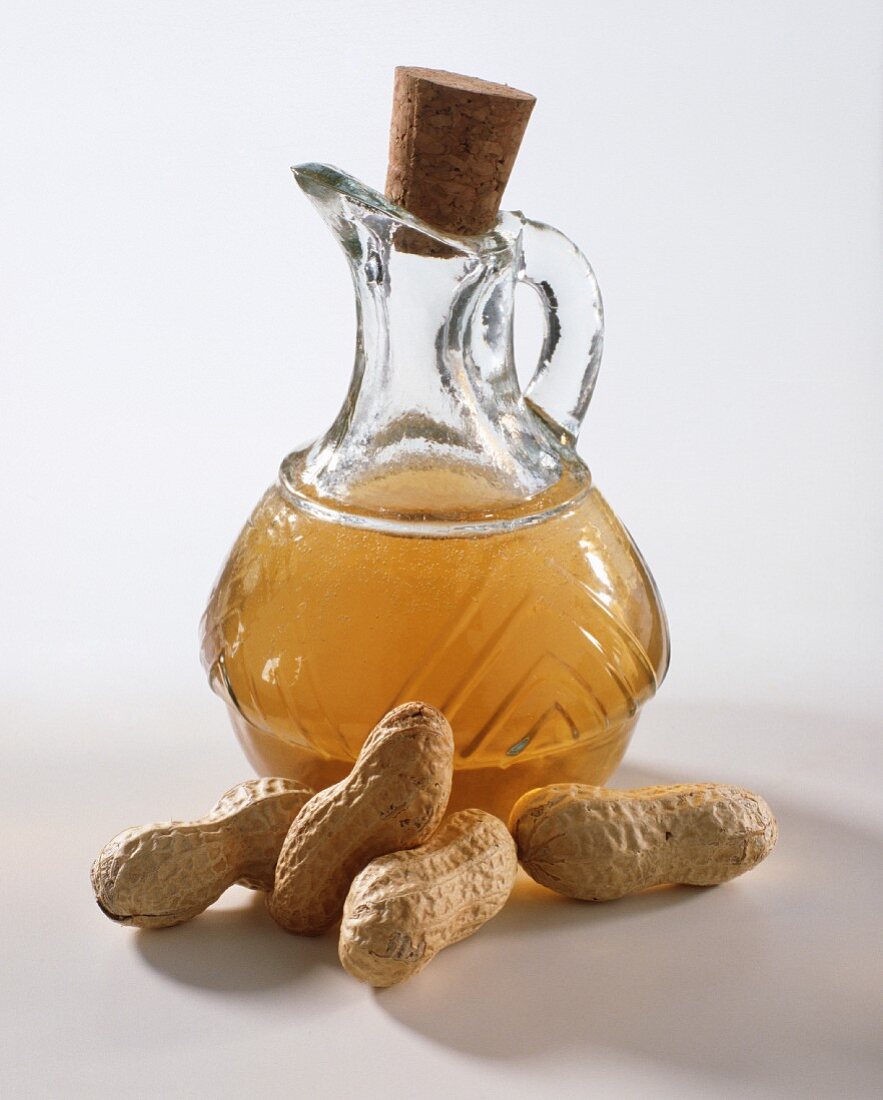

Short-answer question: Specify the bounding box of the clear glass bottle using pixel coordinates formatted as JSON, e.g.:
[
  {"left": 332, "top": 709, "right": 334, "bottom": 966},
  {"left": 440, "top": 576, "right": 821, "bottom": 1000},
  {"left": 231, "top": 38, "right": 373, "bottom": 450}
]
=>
[{"left": 200, "top": 164, "right": 669, "bottom": 817}]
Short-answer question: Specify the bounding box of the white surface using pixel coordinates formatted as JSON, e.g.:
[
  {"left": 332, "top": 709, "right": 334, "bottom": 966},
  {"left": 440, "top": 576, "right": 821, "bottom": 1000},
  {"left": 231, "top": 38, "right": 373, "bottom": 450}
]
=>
[
  {"left": 2, "top": 698, "right": 881, "bottom": 1100},
  {"left": 1, "top": 2, "right": 881, "bottom": 1098}
]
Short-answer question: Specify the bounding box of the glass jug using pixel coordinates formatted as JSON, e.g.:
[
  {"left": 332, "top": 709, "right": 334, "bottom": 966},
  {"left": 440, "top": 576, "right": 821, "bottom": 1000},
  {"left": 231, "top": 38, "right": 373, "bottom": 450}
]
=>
[{"left": 200, "top": 163, "right": 669, "bottom": 817}]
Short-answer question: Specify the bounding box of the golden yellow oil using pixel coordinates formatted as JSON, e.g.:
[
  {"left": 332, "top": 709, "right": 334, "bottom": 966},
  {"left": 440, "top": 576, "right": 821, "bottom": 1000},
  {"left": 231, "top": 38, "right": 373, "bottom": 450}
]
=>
[{"left": 201, "top": 465, "right": 668, "bottom": 815}]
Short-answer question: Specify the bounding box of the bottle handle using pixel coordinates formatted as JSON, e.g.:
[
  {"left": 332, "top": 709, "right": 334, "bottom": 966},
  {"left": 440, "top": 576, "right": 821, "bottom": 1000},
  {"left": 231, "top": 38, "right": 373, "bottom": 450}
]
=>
[{"left": 514, "top": 213, "right": 604, "bottom": 443}]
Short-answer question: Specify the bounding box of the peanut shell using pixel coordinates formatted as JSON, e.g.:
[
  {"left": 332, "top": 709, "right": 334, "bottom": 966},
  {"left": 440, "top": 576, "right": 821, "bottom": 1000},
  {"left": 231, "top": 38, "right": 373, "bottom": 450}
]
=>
[
  {"left": 268, "top": 701, "right": 454, "bottom": 935},
  {"left": 339, "top": 808, "right": 517, "bottom": 986},
  {"left": 510, "top": 782, "right": 777, "bottom": 901},
  {"left": 91, "top": 777, "right": 314, "bottom": 928}
]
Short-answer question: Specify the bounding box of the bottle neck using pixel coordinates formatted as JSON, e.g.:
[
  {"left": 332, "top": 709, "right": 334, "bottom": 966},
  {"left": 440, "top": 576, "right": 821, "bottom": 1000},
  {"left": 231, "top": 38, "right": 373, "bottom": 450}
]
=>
[
  {"left": 357, "top": 248, "right": 520, "bottom": 442},
  {"left": 296, "top": 199, "right": 565, "bottom": 515}
]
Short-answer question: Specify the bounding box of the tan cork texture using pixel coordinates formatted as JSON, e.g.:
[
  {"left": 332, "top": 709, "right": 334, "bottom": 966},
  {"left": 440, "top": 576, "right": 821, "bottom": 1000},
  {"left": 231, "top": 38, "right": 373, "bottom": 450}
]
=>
[{"left": 385, "top": 67, "right": 535, "bottom": 248}]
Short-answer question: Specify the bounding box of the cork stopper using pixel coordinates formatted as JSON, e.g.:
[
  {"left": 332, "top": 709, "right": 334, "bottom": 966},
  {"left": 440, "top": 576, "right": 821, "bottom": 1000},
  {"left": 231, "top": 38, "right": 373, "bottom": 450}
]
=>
[{"left": 386, "top": 67, "right": 535, "bottom": 252}]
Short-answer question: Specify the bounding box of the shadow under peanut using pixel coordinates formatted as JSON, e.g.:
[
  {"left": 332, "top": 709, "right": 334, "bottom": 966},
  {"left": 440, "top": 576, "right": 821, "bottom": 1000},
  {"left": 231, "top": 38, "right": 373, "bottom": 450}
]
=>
[
  {"left": 377, "top": 765, "right": 883, "bottom": 1097},
  {"left": 134, "top": 889, "right": 339, "bottom": 994}
]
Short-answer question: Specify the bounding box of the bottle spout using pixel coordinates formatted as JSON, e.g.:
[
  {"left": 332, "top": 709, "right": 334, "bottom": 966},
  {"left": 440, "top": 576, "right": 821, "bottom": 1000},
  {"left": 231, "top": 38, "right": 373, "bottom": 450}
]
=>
[
  {"left": 292, "top": 162, "right": 371, "bottom": 207},
  {"left": 291, "top": 162, "right": 507, "bottom": 260}
]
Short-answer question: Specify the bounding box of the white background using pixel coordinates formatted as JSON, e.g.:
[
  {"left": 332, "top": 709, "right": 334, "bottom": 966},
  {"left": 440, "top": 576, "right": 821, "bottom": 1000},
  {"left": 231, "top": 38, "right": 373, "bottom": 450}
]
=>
[{"left": 1, "top": 2, "right": 881, "bottom": 1098}]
